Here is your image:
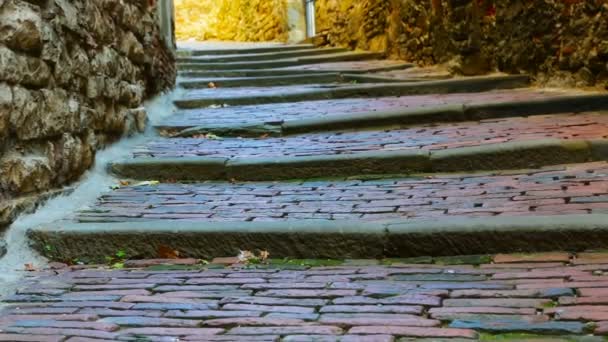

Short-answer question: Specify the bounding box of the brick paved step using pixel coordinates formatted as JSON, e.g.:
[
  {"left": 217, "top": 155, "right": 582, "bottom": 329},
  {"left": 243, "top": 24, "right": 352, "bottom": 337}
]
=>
[
  {"left": 5, "top": 254, "right": 608, "bottom": 340},
  {"left": 177, "top": 52, "right": 385, "bottom": 71},
  {"left": 112, "top": 112, "right": 608, "bottom": 180},
  {"left": 180, "top": 43, "right": 315, "bottom": 56},
  {"left": 178, "top": 73, "right": 409, "bottom": 89},
  {"left": 179, "top": 60, "right": 414, "bottom": 78},
  {"left": 31, "top": 161, "right": 608, "bottom": 260},
  {"left": 158, "top": 89, "right": 564, "bottom": 134},
  {"left": 177, "top": 47, "right": 349, "bottom": 63},
  {"left": 173, "top": 75, "right": 530, "bottom": 108},
  {"left": 167, "top": 92, "right": 608, "bottom": 138}
]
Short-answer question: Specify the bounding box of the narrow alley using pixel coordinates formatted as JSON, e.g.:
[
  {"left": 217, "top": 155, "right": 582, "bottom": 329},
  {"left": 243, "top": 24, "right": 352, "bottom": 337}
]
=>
[{"left": 1, "top": 42, "right": 608, "bottom": 341}]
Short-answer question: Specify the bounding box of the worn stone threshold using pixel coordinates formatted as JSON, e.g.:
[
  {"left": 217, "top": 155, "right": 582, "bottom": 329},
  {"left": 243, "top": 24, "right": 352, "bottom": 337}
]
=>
[
  {"left": 178, "top": 51, "right": 385, "bottom": 71},
  {"left": 109, "top": 138, "right": 608, "bottom": 181},
  {"left": 173, "top": 75, "right": 531, "bottom": 108},
  {"left": 177, "top": 47, "right": 348, "bottom": 63},
  {"left": 29, "top": 214, "right": 608, "bottom": 262},
  {"left": 169, "top": 93, "right": 608, "bottom": 137}
]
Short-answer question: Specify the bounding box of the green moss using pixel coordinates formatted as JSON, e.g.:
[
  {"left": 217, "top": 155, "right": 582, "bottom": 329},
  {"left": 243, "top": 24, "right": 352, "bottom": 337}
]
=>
[
  {"left": 541, "top": 300, "right": 558, "bottom": 308},
  {"left": 480, "top": 333, "right": 578, "bottom": 341},
  {"left": 382, "top": 256, "right": 434, "bottom": 265},
  {"left": 435, "top": 254, "right": 492, "bottom": 265}
]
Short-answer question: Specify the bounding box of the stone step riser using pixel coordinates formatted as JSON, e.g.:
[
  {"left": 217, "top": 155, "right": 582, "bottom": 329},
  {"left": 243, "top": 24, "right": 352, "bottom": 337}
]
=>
[
  {"left": 109, "top": 138, "right": 607, "bottom": 181},
  {"left": 29, "top": 214, "right": 608, "bottom": 262},
  {"left": 177, "top": 52, "right": 384, "bottom": 71},
  {"left": 170, "top": 94, "right": 608, "bottom": 138},
  {"left": 173, "top": 76, "right": 531, "bottom": 108},
  {"left": 177, "top": 47, "right": 348, "bottom": 63}
]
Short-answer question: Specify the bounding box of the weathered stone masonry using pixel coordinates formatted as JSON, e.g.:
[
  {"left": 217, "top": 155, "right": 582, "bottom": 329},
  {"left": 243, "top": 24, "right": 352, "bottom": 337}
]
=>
[
  {"left": 315, "top": 0, "right": 608, "bottom": 88},
  {"left": 175, "top": 0, "right": 289, "bottom": 42},
  {"left": 0, "top": 0, "right": 176, "bottom": 229}
]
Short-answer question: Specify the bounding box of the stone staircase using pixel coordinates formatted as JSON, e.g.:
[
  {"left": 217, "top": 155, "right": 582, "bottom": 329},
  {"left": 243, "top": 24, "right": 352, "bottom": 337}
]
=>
[
  {"left": 5, "top": 43, "right": 608, "bottom": 342},
  {"left": 27, "top": 44, "right": 608, "bottom": 263}
]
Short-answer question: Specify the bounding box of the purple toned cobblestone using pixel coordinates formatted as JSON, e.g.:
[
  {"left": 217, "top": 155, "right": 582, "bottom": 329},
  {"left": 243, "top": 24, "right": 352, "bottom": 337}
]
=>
[
  {"left": 2, "top": 252, "right": 608, "bottom": 340},
  {"left": 77, "top": 161, "right": 608, "bottom": 222}
]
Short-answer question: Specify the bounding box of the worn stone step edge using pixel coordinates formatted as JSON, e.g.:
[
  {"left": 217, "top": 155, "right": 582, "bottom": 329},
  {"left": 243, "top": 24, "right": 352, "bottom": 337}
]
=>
[
  {"left": 109, "top": 138, "right": 608, "bottom": 181},
  {"left": 177, "top": 63, "right": 414, "bottom": 78},
  {"left": 173, "top": 75, "right": 531, "bottom": 108},
  {"left": 28, "top": 214, "right": 608, "bottom": 262},
  {"left": 177, "top": 47, "right": 349, "bottom": 63},
  {"left": 177, "top": 52, "right": 385, "bottom": 71},
  {"left": 178, "top": 73, "right": 408, "bottom": 89},
  {"left": 179, "top": 44, "right": 315, "bottom": 57},
  {"left": 169, "top": 93, "right": 608, "bottom": 137}
]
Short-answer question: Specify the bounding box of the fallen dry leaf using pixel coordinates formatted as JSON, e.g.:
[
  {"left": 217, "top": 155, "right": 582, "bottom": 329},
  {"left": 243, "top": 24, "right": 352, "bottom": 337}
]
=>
[
  {"left": 158, "top": 245, "right": 180, "bottom": 259},
  {"left": 259, "top": 250, "right": 270, "bottom": 261},
  {"left": 24, "top": 263, "right": 37, "bottom": 272}
]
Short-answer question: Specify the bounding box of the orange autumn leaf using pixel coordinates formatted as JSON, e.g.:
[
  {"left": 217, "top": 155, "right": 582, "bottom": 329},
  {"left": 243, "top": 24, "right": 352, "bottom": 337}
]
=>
[{"left": 158, "top": 245, "right": 180, "bottom": 259}]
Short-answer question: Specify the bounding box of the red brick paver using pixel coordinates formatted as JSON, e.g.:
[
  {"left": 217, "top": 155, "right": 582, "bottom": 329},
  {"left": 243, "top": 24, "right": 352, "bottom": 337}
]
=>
[
  {"left": 2, "top": 253, "right": 608, "bottom": 340},
  {"left": 77, "top": 161, "right": 608, "bottom": 222}
]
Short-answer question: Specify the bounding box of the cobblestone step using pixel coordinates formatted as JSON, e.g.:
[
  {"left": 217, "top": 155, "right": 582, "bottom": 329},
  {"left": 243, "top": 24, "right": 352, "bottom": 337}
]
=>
[
  {"left": 10, "top": 43, "right": 608, "bottom": 341},
  {"left": 3, "top": 253, "right": 608, "bottom": 340},
  {"left": 29, "top": 161, "right": 608, "bottom": 260},
  {"left": 174, "top": 75, "right": 531, "bottom": 108},
  {"left": 180, "top": 43, "right": 315, "bottom": 56},
  {"left": 178, "top": 47, "right": 348, "bottom": 63},
  {"left": 178, "top": 60, "right": 414, "bottom": 78},
  {"left": 167, "top": 91, "right": 608, "bottom": 138},
  {"left": 178, "top": 73, "right": 413, "bottom": 89},
  {"left": 178, "top": 52, "right": 385, "bottom": 71},
  {"left": 157, "top": 89, "right": 567, "bottom": 135},
  {"left": 179, "top": 73, "right": 345, "bottom": 89},
  {"left": 83, "top": 161, "right": 608, "bottom": 223},
  {"left": 112, "top": 112, "right": 608, "bottom": 180}
]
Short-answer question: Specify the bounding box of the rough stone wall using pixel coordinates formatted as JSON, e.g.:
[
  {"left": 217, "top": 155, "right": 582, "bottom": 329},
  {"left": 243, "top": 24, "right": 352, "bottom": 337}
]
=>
[
  {"left": 0, "top": 0, "right": 176, "bottom": 229},
  {"left": 175, "top": 0, "right": 289, "bottom": 42},
  {"left": 315, "top": 0, "right": 608, "bottom": 88}
]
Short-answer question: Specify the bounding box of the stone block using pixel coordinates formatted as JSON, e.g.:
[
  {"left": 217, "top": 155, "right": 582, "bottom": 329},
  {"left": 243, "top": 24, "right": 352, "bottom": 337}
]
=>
[
  {"left": 0, "top": 153, "right": 53, "bottom": 194},
  {"left": 0, "top": 82, "right": 11, "bottom": 142},
  {"left": 0, "top": 45, "right": 51, "bottom": 87},
  {"left": 0, "top": 0, "right": 42, "bottom": 52}
]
